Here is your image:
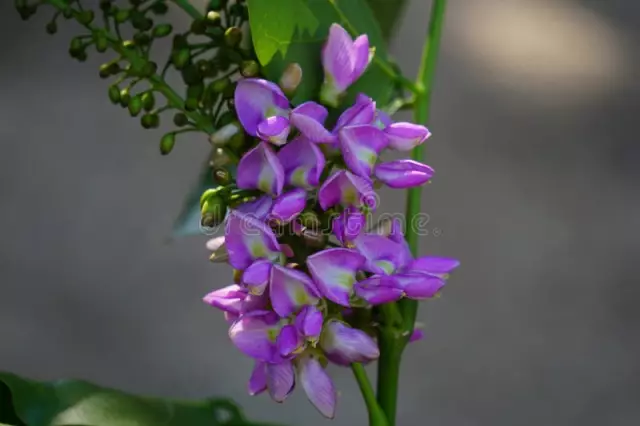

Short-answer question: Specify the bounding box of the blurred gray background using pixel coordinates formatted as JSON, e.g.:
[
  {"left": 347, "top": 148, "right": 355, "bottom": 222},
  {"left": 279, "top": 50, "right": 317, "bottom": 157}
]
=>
[{"left": 1, "top": 0, "right": 639, "bottom": 425}]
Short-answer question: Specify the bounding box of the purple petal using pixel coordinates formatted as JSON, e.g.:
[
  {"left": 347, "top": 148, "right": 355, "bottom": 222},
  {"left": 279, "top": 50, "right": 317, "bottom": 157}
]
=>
[
  {"left": 294, "top": 305, "right": 324, "bottom": 340},
  {"left": 334, "top": 95, "right": 376, "bottom": 130},
  {"left": 318, "top": 170, "right": 377, "bottom": 211},
  {"left": 248, "top": 361, "right": 268, "bottom": 396},
  {"left": 351, "top": 34, "right": 371, "bottom": 82},
  {"left": 384, "top": 122, "right": 431, "bottom": 151},
  {"left": 298, "top": 355, "right": 336, "bottom": 419},
  {"left": 339, "top": 125, "right": 388, "bottom": 178},
  {"left": 276, "top": 324, "right": 304, "bottom": 357},
  {"left": 203, "top": 284, "right": 247, "bottom": 315},
  {"left": 242, "top": 259, "right": 273, "bottom": 295},
  {"left": 322, "top": 23, "right": 355, "bottom": 92},
  {"left": 266, "top": 361, "right": 295, "bottom": 402},
  {"left": 332, "top": 207, "right": 366, "bottom": 245},
  {"left": 352, "top": 233, "right": 407, "bottom": 274},
  {"left": 277, "top": 136, "right": 326, "bottom": 189},
  {"left": 405, "top": 256, "right": 461, "bottom": 276},
  {"left": 354, "top": 275, "right": 404, "bottom": 305},
  {"left": 225, "top": 210, "right": 281, "bottom": 270},
  {"left": 235, "top": 195, "right": 274, "bottom": 221},
  {"left": 237, "top": 142, "right": 285, "bottom": 196},
  {"left": 228, "top": 311, "right": 280, "bottom": 362},
  {"left": 269, "top": 188, "right": 307, "bottom": 223},
  {"left": 375, "top": 159, "right": 434, "bottom": 188},
  {"left": 393, "top": 272, "right": 446, "bottom": 299},
  {"left": 235, "top": 78, "right": 290, "bottom": 136},
  {"left": 270, "top": 265, "right": 320, "bottom": 317},
  {"left": 257, "top": 116, "right": 291, "bottom": 146},
  {"left": 307, "top": 248, "right": 365, "bottom": 306},
  {"left": 320, "top": 319, "right": 380, "bottom": 366},
  {"left": 374, "top": 109, "right": 393, "bottom": 130},
  {"left": 409, "top": 328, "right": 424, "bottom": 343}
]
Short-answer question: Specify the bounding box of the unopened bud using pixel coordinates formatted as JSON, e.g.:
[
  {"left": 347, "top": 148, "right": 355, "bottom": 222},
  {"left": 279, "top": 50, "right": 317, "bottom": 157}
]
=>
[
  {"left": 299, "top": 211, "right": 320, "bottom": 230},
  {"left": 160, "top": 133, "right": 176, "bottom": 155},
  {"left": 108, "top": 85, "right": 121, "bottom": 104},
  {"left": 211, "top": 77, "right": 230, "bottom": 94},
  {"left": 200, "top": 188, "right": 223, "bottom": 208},
  {"left": 224, "top": 27, "right": 242, "bottom": 47},
  {"left": 190, "top": 19, "right": 207, "bottom": 35},
  {"left": 78, "top": 10, "right": 95, "bottom": 25},
  {"left": 172, "top": 49, "right": 190, "bottom": 70},
  {"left": 128, "top": 95, "right": 143, "bottom": 116},
  {"left": 210, "top": 122, "right": 240, "bottom": 146},
  {"left": 279, "top": 63, "right": 303, "bottom": 97},
  {"left": 201, "top": 196, "right": 227, "bottom": 228},
  {"left": 141, "top": 113, "right": 160, "bottom": 129},
  {"left": 173, "top": 113, "right": 189, "bottom": 127},
  {"left": 45, "top": 21, "right": 57, "bottom": 35},
  {"left": 206, "top": 11, "right": 222, "bottom": 26},
  {"left": 119, "top": 88, "right": 131, "bottom": 107},
  {"left": 115, "top": 9, "right": 130, "bottom": 24},
  {"left": 95, "top": 35, "right": 108, "bottom": 52},
  {"left": 240, "top": 60, "right": 260, "bottom": 78},
  {"left": 153, "top": 23, "right": 173, "bottom": 38},
  {"left": 213, "top": 168, "right": 231, "bottom": 186},
  {"left": 207, "top": 0, "right": 225, "bottom": 12}
]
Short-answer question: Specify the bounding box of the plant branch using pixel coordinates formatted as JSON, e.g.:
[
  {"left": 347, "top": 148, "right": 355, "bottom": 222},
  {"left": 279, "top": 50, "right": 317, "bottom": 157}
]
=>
[
  {"left": 351, "top": 363, "right": 388, "bottom": 426},
  {"left": 170, "top": 0, "right": 204, "bottom": 20}
]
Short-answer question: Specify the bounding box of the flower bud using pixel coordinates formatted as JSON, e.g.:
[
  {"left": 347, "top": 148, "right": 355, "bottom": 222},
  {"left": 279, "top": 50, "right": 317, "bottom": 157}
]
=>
[
  {"left": 172, "top": 49, "right": 191, "bottom": 70},
  {"left": 119, "top": 88, "right": 131, "bottom": 107},
  {"left": 95, "top": 34, "right": 108, "bottom": 53},
  {"left": 228, "top": 131, "right": 246, "bottom": 153},
  {"left": 240, "top": 60, "right": 260, "bottom": 78},
  {"left": 213, "top": 168, "right": 231, "bottom": 186},
  {"left": 206, "top": 11, "right": 222, "bottom": 26},
  {"left": 141, "top": 92, "right": 155, "bottom": 111},
  {"left": 132, "top": 14, "right": 153, "bottom": 32},
  {"left": 140, "top": 113, "right": 160, "bottom": 129},
  {"left": 201, "top": 196, "right": 227, "bottom": 228},
  {"left": 160, "top": 133, "right": 176, "bottom": 155},
  {"left": 211, "top": 147, "right": 231, "bottom": 168},
  {"left": 200, "top": 188, "right": 223, "bottom": 209},
  {"left": 224, "top": 27, "right": 242, "bottom": 47},
  {"left": 128, "top": 96, "right": 143, "bottom": 116},
  {"left": 211, "top": 77, "right": 230, "bottom": 94},
  {"left": 45, "top": 21, "right": 57, "bottom": 35},
  {"left": 181, "top": 65, "right": 202, "bottom": 86},
  {"left": 173, "top": 113, "right": 189, "bottom": 127},
  {"left": 153, "top": 23, "right": 173, "bottom": 38},
  {"left": 108, "top": 85, "right": 121, "bottom": 104},
  {"left": 77, "top": 10, "right": 95, "bottom": 25},
  {"left": 115, "top": 9, "right": 130, "bottom": 24},
  {"left": 233, "top": 269, "right": 243, "bottom": 284},
  {"left": 99, "top": 0, "right": 112, "bottom": 12},
  {"left": 210, "top": 122, "right": 240, "bottom": 146},
  {"left": 279, "top": 63, "right": 303, "bottom": 97}
]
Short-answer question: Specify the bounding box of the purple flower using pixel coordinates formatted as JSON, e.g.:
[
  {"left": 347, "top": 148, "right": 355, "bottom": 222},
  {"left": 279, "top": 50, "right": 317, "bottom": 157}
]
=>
[
  {"left": 297, "top": 354, "right": 337, "bottom": 418},
  {"left": 248, "top": 361, "right": 268, "bottom": 396},
  {"left": 266, "top": 360, "right": 296, "bottom": 402},
  {"left": 338, "top": 124, "right": 388, "bottom": 178},
  {"left": 332, "top": 207, "right": 366, "bottom": 246},
  {"left": 294, "top": 305, "right": 324, "bottom": 342},
  {"left": 269, "top": 264, "right": 321, "bottom": 318},
  {"left": 277, "top": 136, "right": 326, "bottom": 189},
  {"left": 384, "top": 122, "right": 431, "bottom": 151},
  {"left": 352, "top": 233, "right": 408, "bottom": 275},
  {"left": 374, "top": 159, "right": 434, "bottom": 188},
  {"left": 354, "top": 275, "right": 404, "bottom": 305},
  {"left": 269, "top": 188, "right": 307, "bottom": 223},
  {"left": 320, "top": 319, "right": 380, "bottom": 366},
  {"left": 276, "top": 324, "right": 305, "bottom": 357},
  {"left": 289, "top": 102, "right": 334, "bottom": 143},
  {"left": 237, "top": 142, "right": 285, "bottom": 196},
  {"left": 228, "top": 310, "right": 282, "bottom": 362},
  {"left": 242, "top": 259, "right": 273, "bottom": 295},
  {"left": 257, "top": 116, "right": 291, "bottom": 146},
  {"left": 234, "top": 79, "right": 290, "bottom": 137},
  {"left": 320, "top": 24, "right": 372, "bottom": 107},
  {"left": 203, "top": 284, "right": 268, "bottom": 315},
  {"left": 403, "top": 256, "right": 461, "bottom": 279},
  {"left": 307, "top": 248, "right": 365, "bottom": 306},
  {"left": 224, "top": 210, "right": 281, "bottom": 270},
  {"left": 318, "top": 170, "right": 376, "bottom": 211},
  {"left": 235, "top": 195, "right": 274, "bottom": 221}
]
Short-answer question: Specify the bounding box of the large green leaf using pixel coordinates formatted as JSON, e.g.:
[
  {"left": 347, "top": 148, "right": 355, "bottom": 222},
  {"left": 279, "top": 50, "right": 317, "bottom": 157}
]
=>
[
  {"left": 250, "top": 0, "right": 399, "bottom": 108},
  {"left": 0, "top": 372, "right": 280, "bottom": 426},
  {"left": 365, "top": 0, "right": 409, "bottom": 40}
]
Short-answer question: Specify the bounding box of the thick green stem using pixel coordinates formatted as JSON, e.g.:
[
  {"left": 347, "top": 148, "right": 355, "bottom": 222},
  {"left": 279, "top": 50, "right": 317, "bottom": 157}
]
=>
[
  {"left": 400, "top": 0, "right": 448, "bottom": 331},
  {"left": 352, "top": 363, "right": 388, "bottom": 426}
]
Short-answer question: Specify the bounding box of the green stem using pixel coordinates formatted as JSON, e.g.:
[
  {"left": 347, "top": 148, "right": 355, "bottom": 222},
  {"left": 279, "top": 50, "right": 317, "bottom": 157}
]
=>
[
  {"left": 400, "top": 0, "right": 447, "bottom": 331},
  {"left": 351, "top": 363, "right": 388, "bottom": 426},
  {"left": 170, "top": 0, "right": 204, "bottom": 20}
]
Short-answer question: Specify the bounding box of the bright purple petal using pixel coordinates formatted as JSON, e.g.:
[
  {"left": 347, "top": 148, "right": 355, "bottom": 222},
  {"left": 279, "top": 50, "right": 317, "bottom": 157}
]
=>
[
  {"left": 266, "top": 361, "right": 295, "bottom": 403},
  {"left": 203, "top": 284, "right": 247, "bottom": 315},
  {"left": 332, "top": 207, "right": 366, "bottom": 245},
  {"left": 375, "top": 159, "right": 434, "bottom": 188},
  {"left": 257, "top": 116, "right": 291, "bottom": 146},
  {"left": 277, "top": 136, "right": 326, "bottom": 189},
  {"left": 393, "top": 272, "right": 446, "bottom": 299},
  {"left": 270, "top": 265, "right": 320, "bottom": 317},
  {"left": 320, "top": 319, "right": 380, "bottom": 366},
  {"left": 225, "top": 210, "right": 281, "bottom": 270},
  {"left": 235, "top": 78, "right": 290, "bottom": 136},
  {"left": 374, "top": 109, "right": 393, "bottom": 130},
  {"left": 242, "top": 259, "right": 273, "bottom": 295},
  {"left": 318, "top": 170, "right": 376, "bottom": 211},
  {"left": 384, "top": 122, "right": 431, "bottom": 151},
  {"left": 298, "top": 355, "right": 336, "bottom": 419},
  {"left": 322, "top": 23, "right": 355, "bottom": 92},
  {"left": 228, "top": 311, "right": 280, "bottom": 362},
  {"left": 237, "top": 142, "right": 285, "bottom": 196},
  {"left": 248, "top": 361, "right": 268, "bottom": 395},
  {"left": 409, "top": 328, "right": 424, "bottom": 343},
  {"left": 354, "top": 275, "right": 403, "bottom": 305},
  {"left": 235, "top": 195, "right": 273, "bottom": 221},
  {"left": 269, "top": 188, "right": 307, "bottom": 223},
  {"left": 290, "top": 102, "right": 334, "bottom": 143},
  {"left": 276, "top": 324, "right": 304, "bottom": 357},
  {"left": 405, "top": 256, "right": 461, "bottom": 276},
  {"left": 339, "top": 125, "right": 388, "bottom": 178},
  {"left": 351, "top": 34, "right": 371, "bottom": 82},
  {"left": 352, "top": 233, "right": 407, "bottom": 274},
  {"left": 307, "top": 248, "right": 365, "bottom": 306},
  {"left": 294, "top": 305, "right": 324, "bottom": 340},
  {"left": 334, "top": 95, "right": 376, "bottom": 130}
]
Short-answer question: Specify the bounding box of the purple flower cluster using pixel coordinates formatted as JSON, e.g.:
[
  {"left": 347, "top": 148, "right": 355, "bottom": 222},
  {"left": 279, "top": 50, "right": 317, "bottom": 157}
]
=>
[{"left": 203, "top": 24, "right": 459, "bottom": 418}]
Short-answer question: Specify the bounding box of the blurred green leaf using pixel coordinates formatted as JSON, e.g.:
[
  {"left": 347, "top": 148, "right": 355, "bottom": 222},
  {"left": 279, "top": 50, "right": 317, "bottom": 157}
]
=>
[
  {"left": 255, "top": 0, "right": 399, "bottom": 108},
  {"left": 365, "top": 0, "right": 409, "bottom": 40},
  {"left": 0, "top": 372, "right": 281, "bottom": 426}
]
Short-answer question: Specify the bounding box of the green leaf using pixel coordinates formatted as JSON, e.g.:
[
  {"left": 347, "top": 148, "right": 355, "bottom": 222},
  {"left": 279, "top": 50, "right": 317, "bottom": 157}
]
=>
[
  {"left": 246, "top": 0, "right": 319, "bottom": 65},
  {"left": 258, "top": 0, "right": 399, "bottom": 108},
  {"left": 0, "top": 372, "right": 281, "bottom": 426},
  {"left": 365, "top": 0, "right": 409, "bottom": 40}
]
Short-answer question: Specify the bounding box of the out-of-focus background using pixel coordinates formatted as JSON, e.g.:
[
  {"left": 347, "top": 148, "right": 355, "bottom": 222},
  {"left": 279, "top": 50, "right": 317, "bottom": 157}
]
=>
[{"left": 1, "top": 0, "right": 639, "bottom": 425}]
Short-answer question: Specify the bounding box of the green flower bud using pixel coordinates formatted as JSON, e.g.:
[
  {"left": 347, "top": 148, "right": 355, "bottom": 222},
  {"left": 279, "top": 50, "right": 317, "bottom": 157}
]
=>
[
  {"left": 172, "top": 49, "right": 191, "bottom": 70},
  {"left": 45, "top": 21, "right": 57, "bottom": 35},
  {"left": 210, "top": 122, "right": 240, "bottom": 146},
  {"left": 190, "top": 19, "right": 207, "bottom": 35},
  {"left": 95, "top": 34, "right": 109, "bottom": 53},
  {"left": 224, "top": 27, "right": 242, "bottom": 47},
  {"left": 213, "top": 168, "right": 231, "bottom": 186},
  {"left": 160, "top": 133, "right": 176, "bottom": 155},
  {"left": 78, "top": 10, "right": 95, "bottom": 25},
  {"left": 240, "top": 60, "right": 260, "bottom": 78},
  {"left": 206, "top": 11, "right": 221, "bottom": 26},
  {"left": 173, "top": 112, "right": 189, "bottom": 127},
  {"left": 115, "top": 9, "right": 130, "bottom": 24},
  {"left": 141, "top": 92, "right": 155, "bottom": 111},
  {"left": 119, "top": 88, "right": 131, "bottom": 107},
  {"left": 216, "top": 110, "right": 236, "bottom": 128},
  {"left": 201, "top": 196, "right": 227, "bottom": 228},
  {"left": 141, "top": 61, "right": 158, "bottom": 77},
  {"left": 99, "top": 63, "right": 114, "bottom": 79},
  {"left": 200, "top": 187, "right": 223, "bottom": 208},
  {"left": 128, "top": 95, "right": 143, "bottom": 116},
  {"left": 17, "top": 4, "right": 37, "bottom": 21},
  {"left": 152, "top": 23, "right": 172, "bottom": 38},
  {"left": 279, "top": 63, "right": 303, "bottom": 97},
  {"left": 69, "top": 37, "right": 84, "bottom": 58},
  {"left": 233, "top": 269, "right": 243, "bottom": 284},
  {"left": 151, "top": 2, "right": 168, "bottom": 15},
  {"left": 122, "top": 40, "right": 136, "bottom": 51},
  {"left": 211, "top": 77, "right": 230, "bottom": 94},
  {"left": 211, "top": 147, "right": 231, "bottom": 168},
  {"left": 141, "top": 113, "right": 160, "bottom": 129},
  {"left": 181, "top": 65, "right": 202, "bottom": 86},
  {"left": 108, "top": 85, "right": 121, "bottom": 104}
]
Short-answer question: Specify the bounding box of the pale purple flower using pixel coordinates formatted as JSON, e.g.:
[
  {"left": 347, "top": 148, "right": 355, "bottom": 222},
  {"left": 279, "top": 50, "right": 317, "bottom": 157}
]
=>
[
  {"left": 307, "top": 248, "right": 365, "bottom": 306},
  {"left": 242, "top": 259, "right": 273, "bottom": 295},
  {"left": 228, "top": 310, "right": 282, "bottom": 362},
  {"left": 332, "top": 207, "right": 366, "bottom": 246},
  {"left": 338, "top": 124, "right": 388, "bottom": 178},
  {"left": 224, "top": 210, "right": 281, "bottom": 270},
  {"left": 269, "top": 264, "right": 321, "bottom": 318},
  {"left": 374, "top": 159, "right": 435, "bottom": 188},
  {"left": 354, "top": 275, "right": 404, "bottom": 305},
  {"left": 320, "top": 319, "right": 380, "bottom": 366},
  {"left": 384, "top": 122, "right": 431, "bottom": 151},
  {"left": 203, "top": 284, "right": 268, "bottom": 315},
  {"left": 248, "top": 361, "right": 268, "bottom": 396},
  {"left": 235, "top": 195, "right": 274, "bottom": 221},
  {"left": 297, "top": 354, "right": 337, "bottom": 418},
  {"left": 276, "top": 324, "right": 305, "bottom": 357},
  {"left": 266, "top": 360, "right": 296, "bottom": 402},
  {"left": 318, "top": 170, "right": 376, "bottom": 211},
  {"left": 269, "top": 188, "right": 307, "bottom": 223},
  {"left": 237, "top": 142, "right": 285, "bottom": 196},
  {"left": 277, "top": 136, "right": 326, "bottom": 189},
  {"left": 294, "top": 305, "right": 324, "bottom": 342},
  {"left": 320, "top": 24, "right": 373, "bottom": 107}
]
